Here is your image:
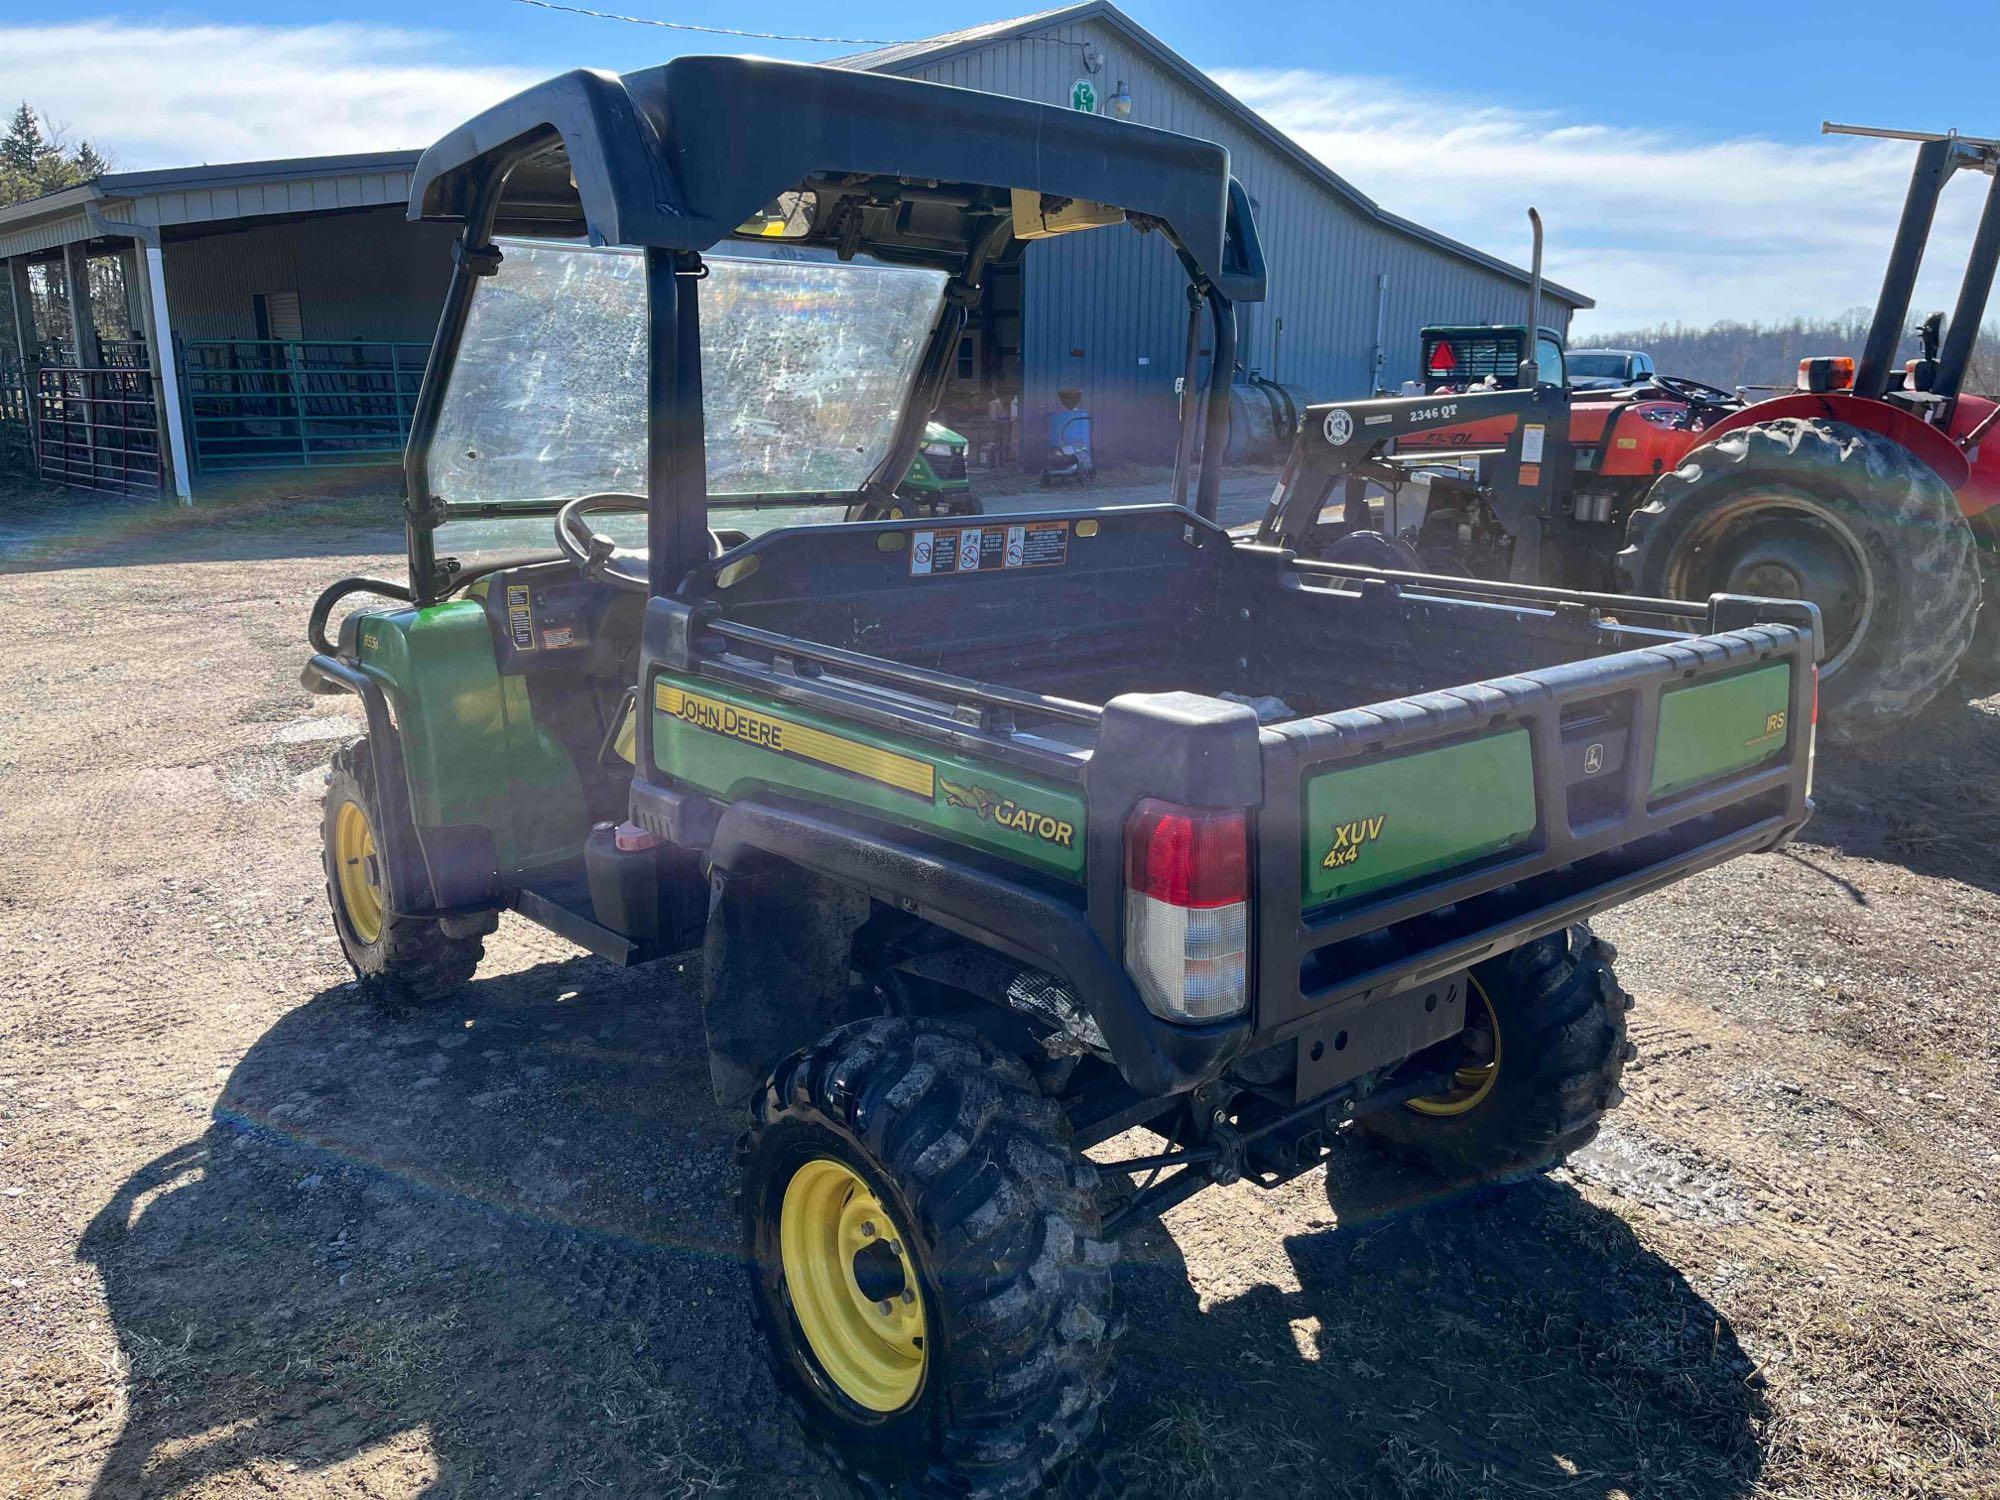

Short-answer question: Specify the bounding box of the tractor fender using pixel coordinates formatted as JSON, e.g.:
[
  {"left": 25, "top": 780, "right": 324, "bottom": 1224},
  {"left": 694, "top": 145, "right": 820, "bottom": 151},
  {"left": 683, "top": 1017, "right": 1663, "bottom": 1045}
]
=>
[
  {"left": 1696, "top": 392, "right": 1972, "bottom": 494},
  {"left": 1944, "top": 394, "right": 2000, "bottom": 518}
]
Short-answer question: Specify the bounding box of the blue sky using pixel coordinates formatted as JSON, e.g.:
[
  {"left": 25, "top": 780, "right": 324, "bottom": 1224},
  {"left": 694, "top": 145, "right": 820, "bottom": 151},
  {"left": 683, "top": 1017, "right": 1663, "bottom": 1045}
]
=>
[{"left": 4, "top": 0, "right": 1996, "bottom": 331}]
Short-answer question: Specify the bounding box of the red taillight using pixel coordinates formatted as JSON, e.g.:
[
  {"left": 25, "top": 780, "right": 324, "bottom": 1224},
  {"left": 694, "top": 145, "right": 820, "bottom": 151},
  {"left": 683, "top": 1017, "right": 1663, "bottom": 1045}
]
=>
[
  {"left": 1123, "top": 800, "right": 1250, "bottom": 1023},
  {"left": 1429, "top": 340, "right": 1458, "bottom": 375},
  {"left": 1810, "top": 665, "right": 1819, "bottom": 726},
  {"left": 1124, "top": 801, "right": 1248, "bottom": 908}
]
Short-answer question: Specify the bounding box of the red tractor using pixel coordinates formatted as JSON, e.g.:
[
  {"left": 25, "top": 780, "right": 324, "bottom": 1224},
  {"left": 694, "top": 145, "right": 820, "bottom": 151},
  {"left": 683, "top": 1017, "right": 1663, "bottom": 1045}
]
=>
[{"left": 1255, "top": 124, "right": 2000, "bottom": 740}]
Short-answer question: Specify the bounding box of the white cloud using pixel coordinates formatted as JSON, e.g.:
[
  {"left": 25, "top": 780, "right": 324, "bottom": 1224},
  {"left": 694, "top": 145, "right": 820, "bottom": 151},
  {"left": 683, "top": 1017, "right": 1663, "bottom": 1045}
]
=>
[
  {"left": 1210, "top": 68, "right": 1993, "bottom": 333},
  {"left": 0, "top": 21, "right": 539, "bottom": 169}
]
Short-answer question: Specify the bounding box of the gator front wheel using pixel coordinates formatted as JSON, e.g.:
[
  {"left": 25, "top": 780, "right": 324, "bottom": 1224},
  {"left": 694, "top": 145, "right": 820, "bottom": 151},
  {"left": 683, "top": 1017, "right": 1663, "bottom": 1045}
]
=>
[
  {"left": 321, "top": 738, "right": 493, "bottom": 1005},
  {"left": 742, "top": 1018, "right": 1115, "bottom": 1498}
]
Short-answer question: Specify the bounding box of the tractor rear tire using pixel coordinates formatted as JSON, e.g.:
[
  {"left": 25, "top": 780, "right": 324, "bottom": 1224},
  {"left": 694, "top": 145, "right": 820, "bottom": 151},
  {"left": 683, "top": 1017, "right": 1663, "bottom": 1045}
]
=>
[
  {"left": 1617, "top": 417, "right": 1978, "bottom": 742},
  {"left": 741, "top": 1017, "right": 1116, "bottom": 1499},
  {"left": 1355, "top": 925, "right": 1631, "bottom": 1188},
  {"left": 1953, "top": 554, "right": 2000, "bottom": 704},
  {"left": 322, "top": 737, "right": 494, "bottom": 1005}
]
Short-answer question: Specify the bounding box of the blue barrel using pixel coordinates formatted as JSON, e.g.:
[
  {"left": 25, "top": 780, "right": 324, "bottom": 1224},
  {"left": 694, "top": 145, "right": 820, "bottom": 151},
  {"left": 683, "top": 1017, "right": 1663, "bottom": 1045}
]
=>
[{"left": 1048, "top": 409, "right": 1092, "bottom": 452}]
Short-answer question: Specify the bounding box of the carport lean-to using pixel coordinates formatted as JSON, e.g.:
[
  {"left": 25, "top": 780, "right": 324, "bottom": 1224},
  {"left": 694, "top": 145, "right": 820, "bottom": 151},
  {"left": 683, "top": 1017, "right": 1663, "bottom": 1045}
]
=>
[{"left": 0, "top": 151, "right": 453, "bottom": 502}]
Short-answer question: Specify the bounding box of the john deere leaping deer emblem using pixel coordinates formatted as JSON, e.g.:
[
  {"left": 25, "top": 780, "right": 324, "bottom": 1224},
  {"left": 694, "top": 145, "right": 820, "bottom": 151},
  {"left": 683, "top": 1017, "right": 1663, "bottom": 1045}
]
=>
[{"left": 939, "top": 777, "right": 1076, "bottom": 849}]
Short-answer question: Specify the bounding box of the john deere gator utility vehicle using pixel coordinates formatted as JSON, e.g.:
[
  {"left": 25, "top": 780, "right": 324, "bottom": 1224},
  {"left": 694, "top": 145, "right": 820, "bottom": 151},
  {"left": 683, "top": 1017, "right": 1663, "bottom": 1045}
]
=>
[
  {"left": 302, "top": 57, "right": 1819, "bottom": 1497},
  {"left": 1266, "top": 127, "right": 2000, "bottom": 742},
  {"left": 891, "top": 421, "right": 978, "bottom": 516}
]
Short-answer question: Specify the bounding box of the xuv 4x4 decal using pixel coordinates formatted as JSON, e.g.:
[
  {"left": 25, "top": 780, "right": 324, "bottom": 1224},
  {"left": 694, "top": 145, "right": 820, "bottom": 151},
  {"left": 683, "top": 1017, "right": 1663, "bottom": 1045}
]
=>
[{"left": 1320, "top": 814, "right": 1387, "bottom": 871}]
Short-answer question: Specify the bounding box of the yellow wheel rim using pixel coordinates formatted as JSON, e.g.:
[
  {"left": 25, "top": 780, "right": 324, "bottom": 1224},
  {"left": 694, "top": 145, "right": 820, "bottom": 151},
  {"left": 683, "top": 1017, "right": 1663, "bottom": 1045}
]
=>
[
  {"left": 780, "top": 1157, "right": 928, "bottom": 1413},
  {"left": 333, "top": 799, "right": 385, "bottom": 945},
  {"left": 1406, "top": 974, "right": 1502, "bottom": 1117}
]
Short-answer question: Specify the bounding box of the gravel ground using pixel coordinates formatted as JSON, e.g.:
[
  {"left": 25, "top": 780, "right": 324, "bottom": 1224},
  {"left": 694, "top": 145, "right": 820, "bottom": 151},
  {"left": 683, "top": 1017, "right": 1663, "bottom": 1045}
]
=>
[{"left": 1, "top": 479, "right": 1997, "bottom": 1498}]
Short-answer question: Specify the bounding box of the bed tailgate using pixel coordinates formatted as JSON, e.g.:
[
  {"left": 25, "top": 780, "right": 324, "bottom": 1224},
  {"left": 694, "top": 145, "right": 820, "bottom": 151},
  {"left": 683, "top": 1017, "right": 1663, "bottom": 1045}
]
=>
[{"left": 1253, "top": 618, "right": 1817, "bottom": 1036}]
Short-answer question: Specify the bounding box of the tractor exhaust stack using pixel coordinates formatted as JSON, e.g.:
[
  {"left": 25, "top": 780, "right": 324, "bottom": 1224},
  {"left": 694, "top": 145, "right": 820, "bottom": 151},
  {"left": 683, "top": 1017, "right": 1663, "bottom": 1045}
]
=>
[{"left": 1521, "top": 207, "right": 1544, "bottom": 387}]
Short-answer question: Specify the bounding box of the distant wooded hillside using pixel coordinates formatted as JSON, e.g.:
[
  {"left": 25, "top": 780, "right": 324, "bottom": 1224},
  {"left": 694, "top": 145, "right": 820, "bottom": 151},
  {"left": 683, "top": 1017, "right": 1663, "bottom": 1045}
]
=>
[{"left": 1574, "top": 311, "right": 2000, "bottom": 398}]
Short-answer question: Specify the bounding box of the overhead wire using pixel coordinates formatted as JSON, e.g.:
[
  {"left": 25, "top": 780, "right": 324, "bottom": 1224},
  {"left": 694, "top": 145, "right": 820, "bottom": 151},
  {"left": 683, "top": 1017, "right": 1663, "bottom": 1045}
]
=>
[
  {"left": 510, "top": 0, "right": 900, "bottom": 46},
  {"left": 508, "top": 0, "right": 1103, "bottom": 65}
]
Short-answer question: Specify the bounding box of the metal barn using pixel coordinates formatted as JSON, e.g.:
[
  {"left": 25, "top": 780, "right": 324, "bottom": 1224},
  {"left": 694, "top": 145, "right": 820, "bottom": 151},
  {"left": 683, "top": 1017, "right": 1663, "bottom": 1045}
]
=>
[
  {"left": 833, "top": 1, "right": 1591, "bottom": 465},
  {"left": 0, "top": 152, "right": 447, "bottom": 500},
  {"left": 0, "top": 2, "right": 1588, "bottom": 497}
]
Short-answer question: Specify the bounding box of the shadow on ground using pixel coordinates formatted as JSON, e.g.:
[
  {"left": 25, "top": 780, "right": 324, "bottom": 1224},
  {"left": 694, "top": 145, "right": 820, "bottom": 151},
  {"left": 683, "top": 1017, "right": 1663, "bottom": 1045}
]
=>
[
  {"left": 82, "top": 957, "right": 1768, "bottom": 1498},
  {"left": 1106, "top": 1157, "right": 1769, "bottom": 1498},
  {"left": 1806, "top": 694, "right": 2000, "bottom": 896},
  {"left": 0, "top": 468, "right": 403, "bottom": 573}
]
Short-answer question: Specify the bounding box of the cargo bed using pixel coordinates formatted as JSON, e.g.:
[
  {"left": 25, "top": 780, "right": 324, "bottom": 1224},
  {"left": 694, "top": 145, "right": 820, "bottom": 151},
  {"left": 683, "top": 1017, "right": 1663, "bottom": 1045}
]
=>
[{"left": 638, "top": 504, "right": 1817, "bottom": 1101}]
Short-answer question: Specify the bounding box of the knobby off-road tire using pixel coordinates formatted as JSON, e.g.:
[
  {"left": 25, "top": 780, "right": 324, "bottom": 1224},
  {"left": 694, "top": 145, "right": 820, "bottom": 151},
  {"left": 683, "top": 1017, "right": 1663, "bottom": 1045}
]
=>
[
  {"left": 741, "top": 1017, "right": 1116, "bottom": 1499},
  {"left": 1617, "top": 417, "right": 1978, "bottom": 743},
  {"left": 321, "top": 737, "right": 493, "bottom": 1005},
  {"left": 1357, "top": 925, "right": 1632, "bottom": 1187}
]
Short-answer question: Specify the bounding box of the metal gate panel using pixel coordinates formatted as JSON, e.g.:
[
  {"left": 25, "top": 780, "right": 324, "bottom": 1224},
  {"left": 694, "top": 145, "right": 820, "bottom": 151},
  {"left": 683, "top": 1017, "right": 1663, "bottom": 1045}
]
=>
[
  {"left": 0, "top": 354, "right": 30, "bottom": 473},
  {"left": 182, "top": 339, "right": 425, "bottom": 472},
  {"left": 33, "top": 365, "right": 162, "bottom": 498}
]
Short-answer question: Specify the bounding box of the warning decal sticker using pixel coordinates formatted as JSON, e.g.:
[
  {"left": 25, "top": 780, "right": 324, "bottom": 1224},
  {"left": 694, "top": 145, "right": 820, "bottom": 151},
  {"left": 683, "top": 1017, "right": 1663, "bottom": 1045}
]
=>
[
  {"left": 505, "top": 583, "right": 535, "bottom": 650},
  {"left": 910, "top": 520, "right": 1070, "bottom": 578}
]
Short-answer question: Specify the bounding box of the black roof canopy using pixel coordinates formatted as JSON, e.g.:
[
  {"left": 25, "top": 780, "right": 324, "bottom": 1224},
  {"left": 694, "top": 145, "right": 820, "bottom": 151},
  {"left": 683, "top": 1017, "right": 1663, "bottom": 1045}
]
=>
[{"left": 408, "top": 54, "right": 1265, "bottom": 301}]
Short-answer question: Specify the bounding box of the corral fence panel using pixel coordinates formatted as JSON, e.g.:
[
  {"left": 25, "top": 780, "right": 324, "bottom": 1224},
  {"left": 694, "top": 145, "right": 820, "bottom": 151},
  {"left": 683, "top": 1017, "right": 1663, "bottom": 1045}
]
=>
[
  {"left": 181, "top": 339, "right": 426, "bottom": 473},
  {"left": 33, "top": 365, "right": 163, "bottom": 498}
]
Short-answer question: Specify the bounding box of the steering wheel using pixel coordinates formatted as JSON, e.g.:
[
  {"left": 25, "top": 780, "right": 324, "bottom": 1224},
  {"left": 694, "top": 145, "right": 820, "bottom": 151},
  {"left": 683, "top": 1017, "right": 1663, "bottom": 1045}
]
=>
[
  {"left": 554, "top": 493, "right": 722, "bottom": 593},
  {"left": 1649, "top": 374, "right": 1739, "bottom": 410}
]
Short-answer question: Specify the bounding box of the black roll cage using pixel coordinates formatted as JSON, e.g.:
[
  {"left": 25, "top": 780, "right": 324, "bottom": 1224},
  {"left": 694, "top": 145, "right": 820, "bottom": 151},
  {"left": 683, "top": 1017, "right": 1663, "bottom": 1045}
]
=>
[{"left": 396, "top": 56, "right": 1268, "bottom": 606}]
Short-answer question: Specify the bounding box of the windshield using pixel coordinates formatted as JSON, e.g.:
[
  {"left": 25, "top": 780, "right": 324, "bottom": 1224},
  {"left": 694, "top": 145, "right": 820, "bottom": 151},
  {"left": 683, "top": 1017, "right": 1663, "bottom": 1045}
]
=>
[
  {"left": 427, "top": 238, "right": 948, "bottom": 509},
  {"left": 1569, "top": 354, "right": 1631, "bottom": 379}
]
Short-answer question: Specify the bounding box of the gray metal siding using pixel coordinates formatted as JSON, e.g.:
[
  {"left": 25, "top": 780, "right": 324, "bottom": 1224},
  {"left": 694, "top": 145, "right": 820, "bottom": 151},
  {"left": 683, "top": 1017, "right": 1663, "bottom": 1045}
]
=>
[
  {"left": 111, "top": 169, "right": 415, "bottom": 230},
  {"left": 896, "top": 21, "right": 1572, "bottom": 464},
  {"left": 158, "top": 207, "right": 455, "bottom": 344},
  {"left": 0, "top": 209, "right": 94, "bottom": 262}
]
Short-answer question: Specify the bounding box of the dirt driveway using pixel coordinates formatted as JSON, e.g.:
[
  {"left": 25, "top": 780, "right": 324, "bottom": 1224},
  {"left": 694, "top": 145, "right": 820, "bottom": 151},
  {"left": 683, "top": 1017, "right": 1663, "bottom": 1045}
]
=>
[{"left": 1, "top": 488, "right": 1996, "bottom": 1498}]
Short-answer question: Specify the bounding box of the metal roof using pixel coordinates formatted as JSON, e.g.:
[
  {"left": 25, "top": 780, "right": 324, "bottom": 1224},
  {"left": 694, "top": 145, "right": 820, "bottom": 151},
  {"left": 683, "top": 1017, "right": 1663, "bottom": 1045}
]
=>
[
  {"left": 827, "top": 3, "right": 1086, "bottom": 73},
  {"left": 0, "top": 150, "right": 425, "bottom": 259},
  {"left": 97, "top": 150, "right": 421, "bottom": 197},
  {"left": 832, "top": 0, "right": 1592, "bottom": 309}
]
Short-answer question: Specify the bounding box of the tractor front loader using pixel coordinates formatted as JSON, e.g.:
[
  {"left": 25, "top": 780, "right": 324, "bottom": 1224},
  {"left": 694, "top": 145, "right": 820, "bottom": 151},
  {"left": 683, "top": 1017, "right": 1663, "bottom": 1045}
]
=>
[{"left": 1268, "top": 123, "right": 2000, "bottom": 741}]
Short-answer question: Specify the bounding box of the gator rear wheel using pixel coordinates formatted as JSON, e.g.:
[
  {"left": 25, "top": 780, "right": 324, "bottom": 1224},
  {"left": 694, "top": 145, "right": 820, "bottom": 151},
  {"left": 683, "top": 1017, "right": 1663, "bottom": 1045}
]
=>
[
  {"left": 742, "top": 1017, "right": 1115, "bottom": 1498},
  {"left": 1617, "top": 416, "right": 1978, "bottom": 742},
  {"left": 1356, "top": 925, "right": 1631, "bottom": 1187},
  {"left": 321, "top": 738, "right": 493, "bottom": 1005}
]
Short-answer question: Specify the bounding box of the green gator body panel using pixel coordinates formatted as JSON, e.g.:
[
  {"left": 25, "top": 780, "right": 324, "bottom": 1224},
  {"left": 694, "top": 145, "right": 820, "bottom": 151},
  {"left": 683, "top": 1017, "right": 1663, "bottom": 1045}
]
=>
[
  {"left": 652, "top": 673, "right": 1085, "bottom": 880},
  {"left": 1302, "top": 729, "right": 1536, "bottom": 907},
  {"left": 355, "top": 601, "right": 586, "bottom": 870},
  {"left": 1650, "top": 663, "right": 1793, "bottom": 801},
  {"left": 898, "top": 421, "right": 971, "bottom": 496}
]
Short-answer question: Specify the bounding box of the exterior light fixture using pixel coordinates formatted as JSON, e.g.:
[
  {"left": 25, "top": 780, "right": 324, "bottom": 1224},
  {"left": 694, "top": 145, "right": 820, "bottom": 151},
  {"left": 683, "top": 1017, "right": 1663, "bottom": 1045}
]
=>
[{"left": 1110, "top": 80, "right": 1133, "bottom": 118}]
